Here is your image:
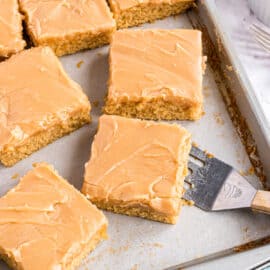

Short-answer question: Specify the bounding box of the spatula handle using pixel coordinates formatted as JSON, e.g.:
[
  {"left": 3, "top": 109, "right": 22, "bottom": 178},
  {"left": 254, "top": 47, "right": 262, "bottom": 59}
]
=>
[{"left": 251, "top": 190, "right": 270, "bottom": 214}]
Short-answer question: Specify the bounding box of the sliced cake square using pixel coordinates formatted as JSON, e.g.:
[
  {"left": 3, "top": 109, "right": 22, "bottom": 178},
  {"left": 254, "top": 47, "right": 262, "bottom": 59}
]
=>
[
  {"left": 0, "top": 0, "right": 25, "bottom": 58},
  {"left": 108, "top": 0, "right": 194, "bottom": 29},
  {"left": 82, "top": 115, "right": 191, "bottom": 224},
  {"left": 19, "top": 0, "right": 116, "bottom": 56},
  {"left": 0, "top": 163, "right": 107, "bottom": 270},
  {"left": 0, "top": 47, "right": 91, "bottom": 166},
  {"left": 104, "top": 29, "right": 204, "bottom": 120}
]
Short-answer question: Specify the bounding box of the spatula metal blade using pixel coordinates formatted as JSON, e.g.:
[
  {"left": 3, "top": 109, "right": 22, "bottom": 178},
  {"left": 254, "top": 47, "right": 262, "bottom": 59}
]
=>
[{"left": 184, "top": 146, "right": 257, "bottom": 211}]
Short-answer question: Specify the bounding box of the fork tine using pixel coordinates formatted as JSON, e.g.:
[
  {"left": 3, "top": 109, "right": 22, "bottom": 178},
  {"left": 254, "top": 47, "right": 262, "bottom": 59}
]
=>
[
  {"left": 190, "top": 145, "right": 208, "bottom": 161},
  {"left": 252, "top": 28, "right": 270, "bottom": 47},
  {"left": 252, "top": 23, "right": 270, "bottom": 40},
  {"left": 254, "top": 35, "right": 270, "bottom": 52},
  {"left": 184, "top": 175, "right": 192, "bottom": 184},
  {"left": 188, "top": 161, "right": 200, "bottom": 172},
  {"left": 250, "top": 24, "right": 270, "bottom": 53}
]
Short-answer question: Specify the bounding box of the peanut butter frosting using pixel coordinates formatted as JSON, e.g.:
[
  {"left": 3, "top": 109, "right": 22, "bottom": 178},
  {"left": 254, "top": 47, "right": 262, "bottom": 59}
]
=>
[
  {"left": 19, "top": 0, "right": 116, "bottom": 39},
  {"left": 108, "top": 29, "right": 203, "bottom": 103},
  {"left": 0, "top": 46, "right": 90, "bottom": 152},
  {"left": 0, "top": 0, "right": 25, "bottom": 57},
  {"left": 82, "top": 115, "right": 191, "bottom": 216},
  {"left": 0, "top": 163, "right": 107, "bottom": 270},
  {"left": 110, "top": 0, "right": 193, "bottom": 11}
]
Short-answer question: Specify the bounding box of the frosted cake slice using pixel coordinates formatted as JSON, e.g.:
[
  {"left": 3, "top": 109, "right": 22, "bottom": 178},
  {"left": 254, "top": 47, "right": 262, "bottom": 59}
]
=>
[
  {"left": 0, "top": 163, "right": 107, "bottom": 270},
  {"left": 82, "top": 115, "right": 191, "bottom": 224},
  {"left": 108, "top": 0, "right": 194, "bottom": 29},
  {"left": 0, "top": 47, "right": 91, "bottom": 166},
  {"left": 104, "top": 29, "right": 204, "bottom": 120},
  {"left": 0, "top": 0, "right": 25, "bottom": 58},
  {"left": 19, "top": 0, "right": 116, "bottom": 56}
]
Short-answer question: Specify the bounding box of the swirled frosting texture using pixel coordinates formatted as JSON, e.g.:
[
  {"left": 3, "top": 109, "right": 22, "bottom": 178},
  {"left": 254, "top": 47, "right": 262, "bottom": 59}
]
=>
[
  {"left": 0, "top": 46, "right": 90, "bottom": 151},
  {"left": 0, "top": 163, "right": 107, "bottom": 270},
  {"left": 19, "top": 0, "right": 115, "bottom": 39},
  {"left": 82, "top": 115, "right": 191, "bottom": 216},
  {"left": 108, "top": 29, "right": 203, "bottom": 103},
  {"left": 110, "top": 0, "right": 192, "bottom": 11},
  {"left": 0, "top": 0, "right": 25, "bottom": 57}
]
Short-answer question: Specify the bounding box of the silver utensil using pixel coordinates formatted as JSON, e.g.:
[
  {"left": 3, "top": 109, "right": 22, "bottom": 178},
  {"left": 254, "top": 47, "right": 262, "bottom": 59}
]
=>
[
  {"left": 250, "top": 258, "right": 270, "bottom": 270},
  {"left": 250, "top": 23, "right": 270, "bottom": 53},
  {"left": 165, "top": 147, "right": 270, "bottom": 270},
  {"left": 164, "top": 235, "right": 270, "bottom": 270},
  {"left": 184, "top": 146, "right": 270, "bottom": 214}
]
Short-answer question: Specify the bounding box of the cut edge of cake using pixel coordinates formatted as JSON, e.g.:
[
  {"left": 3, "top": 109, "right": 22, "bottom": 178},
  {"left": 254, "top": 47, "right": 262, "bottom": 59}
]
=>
[
  {"left": 0, "top": 47, "right": 91, "bottom": 167},
  {"left": 0, "top": 107, "right": 91, "bottom": 167},
  {"left": 82, "top": 115, "right": 192, "bottom": 224},
  {"left": 18, "top": 1, "right": 116, "bottom": 56},
  {"left": 22, "top": 26, "right": 116, "bottom": 57},
  {"left": 104, "top": 95, "right": 203, "bottom": 120},
  {"left": 0, "top": 0, "right": 26, "bottom": 58},
  {"left": 0, "top": 162, "right": 108, "bottom": 270},
  {"left": 108, "top": 0, "right": 194, "bottom": 29},
  {"left": 0, "top": 224, "right": 107, "bottom": 270},
  {"left": 104, "top": 28, "right": 205, "bottom": 121}
]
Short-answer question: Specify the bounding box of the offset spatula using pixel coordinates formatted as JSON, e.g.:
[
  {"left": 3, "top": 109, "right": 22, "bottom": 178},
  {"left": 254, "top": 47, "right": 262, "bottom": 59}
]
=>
[{"left": 184, "top": 146, "right": 270, "bottom": 214}]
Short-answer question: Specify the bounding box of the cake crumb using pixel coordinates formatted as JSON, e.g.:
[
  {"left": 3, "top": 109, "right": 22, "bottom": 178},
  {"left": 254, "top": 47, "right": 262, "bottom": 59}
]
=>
[
  {"left": 214, "top": 112, "right": 224, "bottom": 125},
  {"left": 11, "top": 173, "right": 19, "bottom": 180},
  {"left": 141, "top": 242, "right": 164, "bottom": 248},
  {"left": 182, "top": 198, "right": 195, "bottom": 206},
  {"left": 153, "top": 242, "right": 163, "bottom": 248},
  {"left": 93, "top": 100, "right": 99, "bottom": 107},
  {"left": 97, "top": 52, "right": 103, "bottom": 56},
  {"left": 108, "top": 247, "right": 117, "bottom": 255},
  {"left": 122, "top": 245, "right": 129, "bottom": 251},
  {"left": 240, "top": 166, "right": 255, "bottom": 176},
  {"left": 215, "top": 28, "right": 223, "bottom": 53},
  {"left": 248, "top": 166, "right": 255, "bottom": 175},
  {"left": 223, "top": 71, "right": 233, "bottom": 83},
  {"left": 108, "top": 245, "right": 129, "bottom": 255},
  {"left": 130, "top": 264, "right": 138, "bottom": 270},
  {"left": 192, "top": 142, "right": 199, "bottom": 147},
  {"left": 76, "top": 60, "right": 84, "bottom": 68},
  {"left": 204, "top": 150, "right": 214, "bottom": 159},
  {"left": 226, "top": 65, "right": 233, "bottom": 71}
]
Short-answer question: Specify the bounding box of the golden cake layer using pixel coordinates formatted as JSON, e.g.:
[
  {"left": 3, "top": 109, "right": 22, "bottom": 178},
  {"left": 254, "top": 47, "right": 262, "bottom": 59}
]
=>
[
  {"left": 0, "top": 0, "right": 25, "bottom": 58},
  {"left": 0, "top": 163, "right": 107, "bottom": 270},
  {"left": 108, "top": 0, "right": 194, "bottom": 28},
  {"left": 19, "top": 0, "right": 116, "bottom": 56},
  {"left": 82, "top": 115, "right": 191, "bottom": 224},
  {"left": 104, "top": 29, "right": 204, "bottom": 120},
  {"left": 0, "top": 46, "right": 91, "bottom": 166}
]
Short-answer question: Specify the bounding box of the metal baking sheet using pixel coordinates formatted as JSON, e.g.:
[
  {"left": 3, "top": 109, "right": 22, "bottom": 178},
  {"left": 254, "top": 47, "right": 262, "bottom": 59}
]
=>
[
  {"left": 196, "top": 0, "right": 270, "bottom": 186},
  {"left": 1, "top": 7, "right": 270, "bottom": 270}
]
